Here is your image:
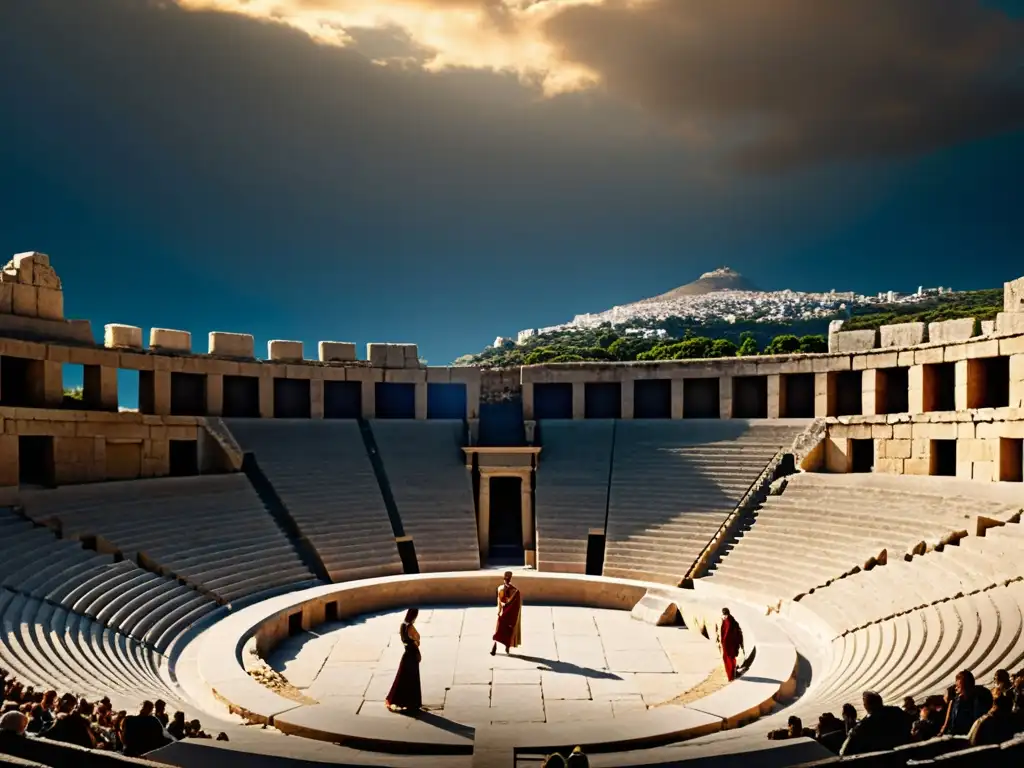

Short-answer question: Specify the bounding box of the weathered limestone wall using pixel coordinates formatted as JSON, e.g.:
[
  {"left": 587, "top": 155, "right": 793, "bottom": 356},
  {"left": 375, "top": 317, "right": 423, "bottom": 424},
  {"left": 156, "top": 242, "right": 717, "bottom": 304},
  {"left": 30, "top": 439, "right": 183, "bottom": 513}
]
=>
[
  {"left": 0, "top": 407, "right": 202, "bottom": 486},
  {"left": 0, "top": 253, "right": 92, "bottom": 343}
]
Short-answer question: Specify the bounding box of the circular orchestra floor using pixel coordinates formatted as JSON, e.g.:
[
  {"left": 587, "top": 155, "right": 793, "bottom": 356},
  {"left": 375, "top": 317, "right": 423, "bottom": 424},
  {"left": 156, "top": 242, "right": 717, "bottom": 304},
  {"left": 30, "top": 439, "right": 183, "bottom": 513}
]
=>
[{"left": 267, "top": 604, "right": 725, "bottom": 727}]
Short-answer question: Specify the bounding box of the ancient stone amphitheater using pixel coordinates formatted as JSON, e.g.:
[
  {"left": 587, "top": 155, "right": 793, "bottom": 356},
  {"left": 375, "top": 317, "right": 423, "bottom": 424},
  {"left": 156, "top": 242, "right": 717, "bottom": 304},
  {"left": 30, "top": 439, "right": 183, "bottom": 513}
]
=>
[{"left": 2, "top": 251, "right": 1024, "bottom": 767}]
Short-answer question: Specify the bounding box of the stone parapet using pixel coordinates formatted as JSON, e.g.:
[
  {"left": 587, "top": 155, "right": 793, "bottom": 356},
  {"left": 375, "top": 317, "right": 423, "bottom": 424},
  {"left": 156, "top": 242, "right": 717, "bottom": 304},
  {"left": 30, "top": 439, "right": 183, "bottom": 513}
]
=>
[
  {"left": 149, "top": 328, "right": 191, "bottom": 352},
  {"left": 1006, "top": 277, "right": 1024, "bottom": 314},
  {"left": 928, "top": 318, "right": 978, "bottom": 344},
  {"left": 830, "top": 329, "right": 878, "bottom": 353},
  {"left": 367, "top": 342, "right": 419, "bottom": 369},
  {"left": 880, "top": 322, "right": 926, "bottom": 348},
  {"left": 318, "top": 341, "right": 356, "bottom": 362},
  {"left": 268, "top": 340, "right": 303, "bottom": 361},
  {"left": 209, "top": 331, "right": 255, "bottom": 358},
  {"left": 104, "top": 324, "right": 143, "bottom": 349},
  {"left": 997, "top": 312, "right": 1024, "bottom": 336}
]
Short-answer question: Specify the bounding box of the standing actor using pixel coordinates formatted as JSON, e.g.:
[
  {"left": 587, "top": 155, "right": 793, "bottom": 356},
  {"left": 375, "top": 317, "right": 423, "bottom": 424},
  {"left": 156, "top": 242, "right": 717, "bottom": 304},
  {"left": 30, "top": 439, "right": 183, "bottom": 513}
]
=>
[
  {"left": 490, "top": 571, "right": 523, "bottom": 656},
  {"left": 716, "top": 607, "right": 744, "bottom": 681},
  {"left": 386, "top": 609, "right": 422, "bottom": 714}
]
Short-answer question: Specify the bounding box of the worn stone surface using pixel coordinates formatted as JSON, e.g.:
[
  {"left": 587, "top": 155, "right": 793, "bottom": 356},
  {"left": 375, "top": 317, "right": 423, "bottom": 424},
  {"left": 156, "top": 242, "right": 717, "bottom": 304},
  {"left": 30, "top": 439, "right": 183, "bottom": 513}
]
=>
[
  {"left": 319, "top": 341, "right": 357, "bottom": 362},
  {"left": 209, "top": 331, "right": 255, "bottom": 358},
  {"left": 1006, "top": 276, "right": 1024, "bottom": 314},
  {"left": 929, "top": 318, "right": 978, "bottom": 344},
  {"left": 266, "top": 604, "right": 720, "bottom": 726},
  {"left": 830, "top": 329, "right": 878, "bottom": 353},
  {"left": 149, "top": 328, "right": 191, "bottom": 352},
  {"left": 269, "top": 340, "right": 304, "bottom": 361},
  {"left": 880, "top": 322, "right": 926, "bottom": 348},
  {"left": 104, "top": 323, "right": 143, "bottom": 349}
]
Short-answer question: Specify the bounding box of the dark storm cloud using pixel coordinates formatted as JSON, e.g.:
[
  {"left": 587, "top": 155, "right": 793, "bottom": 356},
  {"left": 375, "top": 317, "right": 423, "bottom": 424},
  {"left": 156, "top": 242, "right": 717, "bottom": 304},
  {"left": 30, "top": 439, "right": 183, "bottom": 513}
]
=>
[{"left": 543, "top": 0, "right": 1024, "bottom": 171}]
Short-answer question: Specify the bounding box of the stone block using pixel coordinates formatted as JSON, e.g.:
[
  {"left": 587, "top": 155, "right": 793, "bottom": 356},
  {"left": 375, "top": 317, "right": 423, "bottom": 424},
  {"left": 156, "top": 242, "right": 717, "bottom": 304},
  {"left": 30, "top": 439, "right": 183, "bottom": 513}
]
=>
[
  {"left": 385, "top": 345, "right": 405, "bottom": 369},
  {"left": 367, "top": 343, "right": 389, "bottom": 367},
  {"left": 871, "top": 424, "right": 893, "bottom": 439},
  {"left": 875, "top": 457, "right": 904, "bottom": 474},
  {"left": 972, "top": 461, "right": 995, "bottom": 482},
  {"left": 319, "top": 341, "right": 356, "bottom": 362},
  {"left": 914, "top": 346, "right": 944, "bottom": 365},
  {"left": 1005, "top": 276, "right": 1024, "bottom": 314},
  {"left": 12, "top": 283, "right": 37, "bottom": 316},
  {"left": 996, "top": 312, "right": 1024, "bottom": 336},
  {"left": 35, "top": 287, "right": 63, "bottom": 320},
  {"left": 904, "top": 458, "right": 931, "bottom": 476},
  {"left": 965, "top": 339, "right": 999, "bottom": 359},
  {"left": 0, "top": 283, "right": 11, "bottom": 313},
  {"left": 104, "top": 324, "right": 143, "bottom": 349},
  {"left": 929, "top": 318, "right": 978, "bottom": 344},
  {"left": 268, "top": 340, "right": 304, "bottom": 361},
  {"left": 893, "top": 424, "right": 912, "bottom": 440},
  {"left": 879, "top": 322, "right": 926, "bottom": 349},
  {"left": 886, "top": 439, "right": 912, "bottom": 459},
  {"left": 209, "top": 332, "right": 255, "bottom": 358},
  {"left": 913, "top": 422, "right": 957, "bottom": 440},
  {"left": 980, "top": 320, "right": 995, "bottom": 335},
  {"left": 12, "top": 251, "right": 47, "bottom": 282},
  {"left": 149, "top": 328, "right": 191, "bottom": 352}
]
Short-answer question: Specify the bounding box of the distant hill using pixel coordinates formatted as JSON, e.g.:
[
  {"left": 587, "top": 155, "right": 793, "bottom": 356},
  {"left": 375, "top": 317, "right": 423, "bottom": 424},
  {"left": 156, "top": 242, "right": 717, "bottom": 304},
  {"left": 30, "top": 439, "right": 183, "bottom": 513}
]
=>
[{"left": 639, "top": 267, "right": 760, "bottom": 302}]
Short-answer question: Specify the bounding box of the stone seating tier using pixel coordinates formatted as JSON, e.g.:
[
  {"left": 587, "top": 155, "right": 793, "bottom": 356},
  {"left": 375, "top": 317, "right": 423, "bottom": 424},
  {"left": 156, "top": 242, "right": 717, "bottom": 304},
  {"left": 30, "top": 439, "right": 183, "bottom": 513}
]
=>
[
  {"left": 225, "top": 419, "right": 405, "bottom": 581},
  {"left": 19, "top": 475, "right": 318, "bottom": 603},
  {"left": 368, "top": 420, "right": 480, "bottom": 572}
]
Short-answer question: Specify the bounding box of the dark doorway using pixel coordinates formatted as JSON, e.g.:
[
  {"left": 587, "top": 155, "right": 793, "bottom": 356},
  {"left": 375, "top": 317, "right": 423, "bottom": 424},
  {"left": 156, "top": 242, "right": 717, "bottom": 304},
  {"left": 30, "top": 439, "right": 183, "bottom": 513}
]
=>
[
  {"left": 169, "top": 440, "right": 199, "bottom": 477},
  {"left": 634, "top": 379, "right": 671, "bottom": 419},
  {"left": 223, "top": 375, "right": 260, "bottom": 417},
  {"left": 878, "top": 368, "right": 910, "bottom": 415},
  {"left": 287, "top": 612, "right": 303, "bottom": 637},
  {"left": 850, "top": 439, "right": 874, "bottom": 473},
  {"left": 534, "top": 383, "right": 573, "bottom": 420},
  {"left": 733, "top": 376, "right": 768, "bottom": 419},
  {"left": 930, "top": 440, "right": 958, "bottom": 477},
  {"left": 274, "top": 378, "right": 311, "bottom": 418},
  {"left": 585, "top": 531, "right": 606, "bottom": 576},
  {"left": 488, "top": 476, "right": 524, "bottom": 565},
  {"left": 585, "top": 382, "right": 621, "bottom": 419},
  {"left": 171, "top": 373, "right": 206, "bottom": 416},
  {"left": 923, "top": 363, "right": 956, "bottom": 412},
  {"left": 683, "top": 379, "right": 720, "bottom": 418},
  {"left": 1, "top": 356, "right": 34, "bottom": 407},
  {"left": 325, "top": 601, "right": 339, "bottom": 623},
  {"left": 782, "top": 373, "right": 815, "bottom": 418},
  {"left": 832, "top": 371, "right": 863, "bottom": 417},
  {"left": 324, "top": 380, "right": 362, "bottom": 419},
  {"left": 19, "top": 436, "right": 55, "bottom": 487},
  {"left": 968, "top": 356, "right": 1010, "bottom": 409},
  {"left": 427, "top": 383, "right": 467, "bottom": 419},
  {"left": 999, "top": 438, "right": 1023, "bottom": 483},
  {"left": 375, "top": 382, "right": 415, "bottom": 419}
]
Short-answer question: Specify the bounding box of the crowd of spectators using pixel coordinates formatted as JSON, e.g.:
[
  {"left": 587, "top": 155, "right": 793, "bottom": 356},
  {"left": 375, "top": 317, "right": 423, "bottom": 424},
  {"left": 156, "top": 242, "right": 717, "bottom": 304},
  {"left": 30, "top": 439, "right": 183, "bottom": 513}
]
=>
[
  {"left": 0, "top": 669, "right": 228, "bottom": 759},
  {"left": 767, "top": 668, "right": 1024, "bottom": 755}
]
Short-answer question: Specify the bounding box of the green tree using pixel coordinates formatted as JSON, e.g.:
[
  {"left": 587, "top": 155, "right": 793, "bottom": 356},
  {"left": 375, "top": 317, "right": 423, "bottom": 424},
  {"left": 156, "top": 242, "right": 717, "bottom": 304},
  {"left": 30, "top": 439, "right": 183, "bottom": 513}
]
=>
[
  {"left": 548, "top": 353, "right": 584, "bottom": 362},
  {"left": 798, "top": 335, "right": 828, "bottom": 354},
  {"left": 525, "top": 347, "right": 559, "bottom": 365},
  {"left": 765, "top": 334, "right": 801, "bottom": 355},
  {"left": 597, "top": 332, "right": 619, "bottom": 350},
  {"left": 737, "top": 336, "right": 759, "bottom": 356},
  {"left": 706, "top": 339, "right": 739, "bottom": 358}
]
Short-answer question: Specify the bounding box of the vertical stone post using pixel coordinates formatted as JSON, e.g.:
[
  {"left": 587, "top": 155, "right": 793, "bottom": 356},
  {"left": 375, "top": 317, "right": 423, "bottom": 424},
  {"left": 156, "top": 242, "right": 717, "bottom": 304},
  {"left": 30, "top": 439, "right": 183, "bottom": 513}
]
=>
[
  {"left": 310, "top": 379, "right": 324, "bottom": 419},
  {"left": 477, "top": 473, "right": 491, "bottom": 562},
  {"left": 205, "top": 374, "right": 224, "bottom": 417},
  {"left": 414, "top": 382, "right": 428, "bottom": 420},
  {"left": 521, "top": 382, "right": 535, "bottom": 421},
  {"left": 361, "top": 379, "right": 376, "bottom": 419},
  {"left": 521, "top": 474, "right": 535, "bottom": 567},
  {"left": 28, "top": 360, "right": 63, "bottom": 408},
  {"left": 861, "top": 369, "right": 880, "bottom": 417},
  {"left": 766, "top": 374, "right": 782, "bottom": 419},
  {"left": 908, "top": 365, "right": 925, "bottom": 414},
  {"left": 83, "top": 365, "right": 119, "bottom": 411},
  {"left": 141, "top": 370, "right": 171, "bottom": 416},
  {"left": 620, "top": 378, "right": 634, "bottom": 420},
  {"left": 259, "top": 375, "right": 274, "bottom": 418},
  {"left": 1010, "top": 355, "right": 1024, "bottom": 409},
  {"left": 572, "top": 382, "right": 585, "bottom": 419},
  {"left": 814, "top": 372, "right": 832, "bottom": 418},
  {"left": 670, "top": 379, "right": 684, "bottom": 419},
  {"left": 718, "top": 376, "right": 733, "bottom": 419},
  {"left": 0, "top": 436, "right": 18, "bottom": 486},
  {"left": 954, "top": 360, "right": 970, "bottom": 411}
]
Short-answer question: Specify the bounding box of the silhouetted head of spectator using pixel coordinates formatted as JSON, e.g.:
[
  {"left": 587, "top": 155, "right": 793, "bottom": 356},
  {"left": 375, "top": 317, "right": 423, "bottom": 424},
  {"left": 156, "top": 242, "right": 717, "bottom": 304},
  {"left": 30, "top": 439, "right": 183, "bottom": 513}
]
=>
[
  {"left": 955, "top": 670, "right": 976, "bottom": 698},
  {"left": 77, "top": 700, "right": 94, "bottom": 718},
  {"left": 787, "top": 716, "right": 803, "bottom": 736},
  {"left": 816, "top": 712, "right": 843, "bottom": 735},
  {"left": 902, "top": 696, "right": 916, "bottom": 714},
  {"left": 154, "top": 700, "right": 166, "bottom": 715},
  {"left": 140, "top": 700, "right": 154, "bottom": 717},
  {"left": 173, "top": 711, "right": 185, "bottom": 725},
  {"left": 0, "top": 711, "right": 27, "bottom": 736},
  {"left": 991, "top": 693, "right": 1013, "bottom": 715},
  {"left": 41, "top": 690, "right": 56, "bottom": 711},
  {"left": 995, "top": 669, "right": 1011, "bottom": 691},
  {"left": 862, "top": 691, "right": 884, "bottom": 716},
  {"left": 57, "top": 694, "right": 75, "bottom": 715}
]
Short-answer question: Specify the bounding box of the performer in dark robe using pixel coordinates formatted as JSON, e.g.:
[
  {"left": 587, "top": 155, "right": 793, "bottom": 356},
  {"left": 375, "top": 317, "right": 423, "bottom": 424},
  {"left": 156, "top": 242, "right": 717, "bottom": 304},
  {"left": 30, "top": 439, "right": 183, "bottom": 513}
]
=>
[
  {"left": 386, "top": 608, "right": 422, "bottom": 714},
  {"left": 716, "top": 607, "right": 744, "bottom": 681},
  {"left": 490, "top": 571, "right": 523, "bottom": 656}
]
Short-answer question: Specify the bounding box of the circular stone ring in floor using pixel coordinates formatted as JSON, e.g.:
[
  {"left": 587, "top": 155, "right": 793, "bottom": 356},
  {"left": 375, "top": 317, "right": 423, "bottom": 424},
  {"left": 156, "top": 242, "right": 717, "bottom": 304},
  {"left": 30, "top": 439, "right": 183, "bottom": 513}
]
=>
[{"left": 269, "top": 604, "right": 724, "bottom": 727}]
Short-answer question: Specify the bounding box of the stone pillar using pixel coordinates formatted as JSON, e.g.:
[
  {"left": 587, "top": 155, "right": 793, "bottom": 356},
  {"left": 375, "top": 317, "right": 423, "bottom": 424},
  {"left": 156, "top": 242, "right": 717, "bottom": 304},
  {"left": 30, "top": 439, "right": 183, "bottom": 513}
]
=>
[
  {"left": 0, "top": 436, "right": 18, "bottom": 486},
  {"left": 521, "top": 382, "right": 535, "bottom": 420},
  {"left": 28, "top": 360, "right": 63, "bottom": 408},
  {"left": 414, "top": 382, "right": 428, "bottom": 420},
  {"left": 766, "top": 374, "right": 782, "bottom": 419},
  {"left": 83, "top": 365, "right": 118, "bottom": 411},
  {"left": 477, "top": 474, "right": 491, "bottom": 561},
  {"left": 465, "top": 379, "right": 481, "bottom": 420},
  {"left": 1010, "top": 355, "right": 1024, "bottom": 409},
  {"left": 521, "top": 476, "right": 534, "bottom": 553},
  {"left": 718, "top": 376, "right": 733, "bottom": 419},
  {"left": 310, "top": 379, "right": 324, "bottom": 419},
  {"left": 814, "top": 372, "right": 833, "bottom": 418},
  {"left": 861, "top": 369, "right": 881, "bottom": 416},
  {"left": 620, "top": 378, "right": 634, "bottom": 420},
  {"left": 954, "top": 360, "right": 969, "bottom": 411},
  {"left": 259, "top": 375, "right": 274, "bottom": 418},
  {"left": 205, "top": 374, "right": 223, "bottom": 416},
  {"left": 572, "top": 382, "right": 585, "bottom": 419},
  {"left": 670, "top": 379, "right": 684, "bottom": 419},
  {"left": 908, "top": 365, "right": 925, "bottom": 414},
  {"left": 141, "top": 370, "right": 171, "bottom": 416},
  {"left": 361, "top": 379, "right": 376, "bottom": 419}
]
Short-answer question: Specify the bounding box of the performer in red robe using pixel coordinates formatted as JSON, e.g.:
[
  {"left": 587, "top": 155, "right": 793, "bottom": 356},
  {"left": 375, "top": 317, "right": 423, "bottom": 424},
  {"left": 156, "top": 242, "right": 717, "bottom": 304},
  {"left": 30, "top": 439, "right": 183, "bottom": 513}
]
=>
[
  {"left": 717, "top": 607, "right": 744, "bottom": 681},
  {"left": 490, "top": 571, "right": 522, "bottom": 656},
  {"left": 386, "top": 608, "right": 422, "bottom": 714}
]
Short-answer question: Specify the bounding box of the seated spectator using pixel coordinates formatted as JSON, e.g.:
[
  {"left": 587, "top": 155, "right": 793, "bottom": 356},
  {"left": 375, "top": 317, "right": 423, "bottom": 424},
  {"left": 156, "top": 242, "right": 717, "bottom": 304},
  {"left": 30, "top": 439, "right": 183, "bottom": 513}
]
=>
[
  {"left": 168, "top": 710, "right": 187, "bottom": 740},
  {"left": 216, "top": 732, "right": 230, "bottom": 742},
  {"left": 841, "top": 703, "right": 858, "bottom": 734},
  {"left": 186, "top": 719, "right": 211, "bottom": 739},
  {"left": 566, "top": 746, "right": 589, "bottom": 767},
  {"left": 122, "top": 702, "right": 171, "bottom": 757},
  {"left": 994, "top": 669, "right": 1012, "bottom": 697},
  {"left": 815, "top": 712, "right": 846, "bottom": 754},
  {"left": 0, "top": 710, "right": 29, "bottom": 757},
  {"left": 767, "top": 715, "right": 813, "bottom": 740},
  {"left": 912, "top": 704, "right": 942, "bottom": 742},
  {"left": 941, "top": 670, "right": 993, "bottom": 736},
  {"left": 44, "top": 697, "right": 97, "bottom": 748},
  {"left": 840, "top": 691, "right": 910, "bottom": 756},
  {"left": 154, "top": 699, "right": 169, "bottom": 727},
  {"left": 969, "top": 694, "right": 1016, "bottom": 747},
  {"left": 26, "top": 703, "right": 48, "bottom": 734}
]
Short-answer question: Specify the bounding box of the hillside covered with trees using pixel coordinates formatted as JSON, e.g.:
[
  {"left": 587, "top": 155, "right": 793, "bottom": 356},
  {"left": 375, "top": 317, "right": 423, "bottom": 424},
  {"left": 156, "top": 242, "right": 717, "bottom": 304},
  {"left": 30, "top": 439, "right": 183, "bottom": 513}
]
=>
[{"left": 456, "top": 289, "right": 1001, "bottom": 368}]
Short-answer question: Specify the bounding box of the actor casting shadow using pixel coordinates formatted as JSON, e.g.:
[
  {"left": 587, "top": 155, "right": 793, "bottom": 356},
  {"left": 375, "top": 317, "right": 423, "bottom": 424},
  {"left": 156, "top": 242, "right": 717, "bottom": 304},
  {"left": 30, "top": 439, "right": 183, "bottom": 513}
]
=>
[
  {"left": 413, "top": 710, "right": 475, "bottom": 739},
  {"left": 512, "top": 654, "right": 622, "bottom": 681}
]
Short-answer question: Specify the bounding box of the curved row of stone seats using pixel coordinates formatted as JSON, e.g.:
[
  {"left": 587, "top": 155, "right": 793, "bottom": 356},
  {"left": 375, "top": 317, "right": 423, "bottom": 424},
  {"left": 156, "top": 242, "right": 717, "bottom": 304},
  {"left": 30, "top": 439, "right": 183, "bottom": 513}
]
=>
[
  {"left": 705, "top": 473, "right": 1024, "bottom": 603},
  {"left": 604, "top": 420, "right": 808, "bottom": 584},
  {"left": 225, "top": 420, "right": 404, "bottom": 582},
  {"left": 534, "top": 420, "right": 615, "bottom": 574},
  {"left": 368, "top": 420, "right": 480, "bottom": 572},
  {"left": 20, "top": 475, "right": 316, "bottom": 603},
  {"left": 0, "top": 508, "right": 217, "bottom": 654},
  {"left": 0, "top": 588, "right": 186, "bottom": 711}
]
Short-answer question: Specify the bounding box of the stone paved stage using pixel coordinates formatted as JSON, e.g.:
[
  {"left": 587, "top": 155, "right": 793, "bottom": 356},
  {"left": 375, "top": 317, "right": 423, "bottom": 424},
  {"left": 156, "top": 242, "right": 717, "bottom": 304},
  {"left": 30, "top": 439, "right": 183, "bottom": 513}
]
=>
[{"left": 268, "top": 604, "right": 723, "bottom": 726}]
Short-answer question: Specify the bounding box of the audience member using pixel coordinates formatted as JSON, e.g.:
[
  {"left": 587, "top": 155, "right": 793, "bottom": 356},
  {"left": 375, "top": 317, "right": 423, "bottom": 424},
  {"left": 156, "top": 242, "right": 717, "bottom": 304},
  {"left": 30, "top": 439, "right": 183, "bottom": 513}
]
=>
[
  {"left": 841, "top": 703, "right": 858, "bottom": 734},
  {"left": 566, "top": 746, "right": 589, "bottom": 767},
  {"left": 814, "top": 712, "right": 846, "bottom": 753},
  {"left": 941, "top": 670, "right": 993, "bottom": 736},
  {"left": 969, "top": 694, "right": 1016, "bottom": 747},
  {"left": 840, "top": 691, "right": 909, "bottom": 756}
]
